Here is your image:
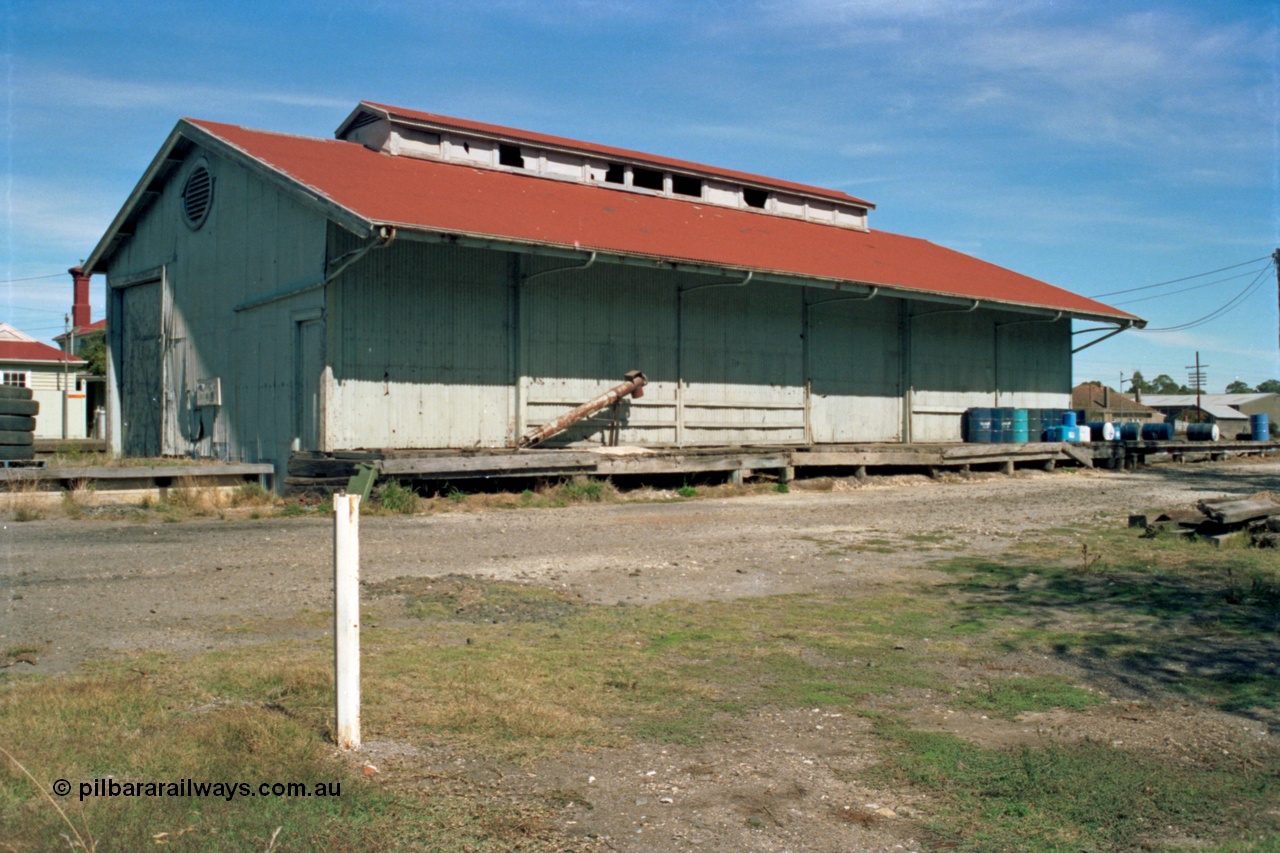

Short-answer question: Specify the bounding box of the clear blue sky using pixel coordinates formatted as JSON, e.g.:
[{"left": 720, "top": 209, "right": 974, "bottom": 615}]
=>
[{"left": 4, "top": 1, "right": 1277, "bottom": 392}]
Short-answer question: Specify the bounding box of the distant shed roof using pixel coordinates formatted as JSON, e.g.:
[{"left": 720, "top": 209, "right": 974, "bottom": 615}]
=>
[
  {"left": 1143, "top": 395, "right": 1260, "bottom": 409},
  {"left": 1070, "top": 384, "right": 1161, "bottom": 415},
  {"left": 84, "top": 107, "right": 1143, "bottom": 326},
  {"left": 1142, "top": 397, "right": 1251, "bottom": 421}
]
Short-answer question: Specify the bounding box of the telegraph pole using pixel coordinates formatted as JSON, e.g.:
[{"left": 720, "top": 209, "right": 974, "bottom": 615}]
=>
[
  {"left": 1274, "top": 248, "right": 1280, "bottom": 355},
  {"left": 62, "top": 314, "right": 70, "bottom": 440},
  {"left": 1187, "top": 352, "right": 1207, "bottom": 423}
]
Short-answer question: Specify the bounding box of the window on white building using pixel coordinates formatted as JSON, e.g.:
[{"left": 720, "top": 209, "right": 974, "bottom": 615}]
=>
[{"left": 2, "top": 372, "right": 28, "bottom": 387}]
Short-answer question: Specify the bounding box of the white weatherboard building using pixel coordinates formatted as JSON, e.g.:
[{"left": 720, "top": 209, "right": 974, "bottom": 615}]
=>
[
  {"left": 0, "top": 323, "right": 87, "bottom": 440},
  {"left": 83, "top": 101, "right": 1141, "bottom": 483}
]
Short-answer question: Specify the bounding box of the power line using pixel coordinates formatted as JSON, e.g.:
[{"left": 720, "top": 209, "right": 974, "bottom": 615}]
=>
[
  {"left": 1, "top": 306, "right": 73, "bottom": 315},
  {"left": 0, "top": 272, "right": 68, "bottom": 285},
  {"left": 1110, "top": 264, "right": 1272, "bottom": 306},
  {"left": 1137, "top": 265, "right": 1272, "bottom": 333},
  {"left": 1087, "top": 255, "right": 1274, "bottom": 299}
]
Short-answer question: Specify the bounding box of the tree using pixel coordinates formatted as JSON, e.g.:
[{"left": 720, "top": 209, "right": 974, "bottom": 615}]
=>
[
  {"left": 1127, "top": 370, "right": 1149, "bottom": 393},
  {"left": 1225, "top": 380, "right": 1253, "bottom": 394},
  {"left": 1150, "top": 374, "right": 1184, "bottom": 394},
  {"left": 1257, "top": 379, "right": 1280, "bottom": 394},
  {"left": 78, "top": 336, "right": 106, "bottom": 377}
]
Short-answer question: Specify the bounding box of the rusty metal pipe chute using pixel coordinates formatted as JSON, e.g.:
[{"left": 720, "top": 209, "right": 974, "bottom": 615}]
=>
[{"left": 519, "top": 371, "right": 647, "bottom": 449}]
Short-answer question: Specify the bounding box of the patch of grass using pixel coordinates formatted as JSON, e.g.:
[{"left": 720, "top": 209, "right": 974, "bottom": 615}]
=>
[
  {"left": 229, "top": 481, "right": 274, "bottom": 508},
  {"left": 773, "top": 482, "right": 790, "bottom": 494},
  {"left": 676, "top": 484, "right": 697, "bottom": 499},
  {"left": 0, "top": 673, "right": 564, "bottom": 852},
  {"left": 162, "top": 476, "right": 223, "bottom": 517},
  {"left": 2, "top": 642, "right": 43, "bottom": 660},
  {"left": 548, "top": 475, "right": 615, "bottom": 504},
  {"left": 905, "top": 532, "right": 952, "bottom": 544},
  {"left": 60, "top": 479, "right": 95, "bottom": 519},
  {"left": 277, "top": 500, "right": 310, "bottom": 518},
  {"left": 9, "top": 520, "right": 1278, "bottom": 851},
  {"left": 363, "top": 583, "right": 942, "bottom": 756},
  {"left": 952, "top": 675, "right": 1105, "bottom": 719},
  {"left": 6, "top": 476, "right": 46, "bottom": 521},
  {"left": 867, "top": 716, "right": 1278, "bottom": 852},
  {"left": 933, "top": 528, "right": 1280, "bottom": 717},
  {"left": 374, "top": 478, "right": 419, "bottom": 515}
]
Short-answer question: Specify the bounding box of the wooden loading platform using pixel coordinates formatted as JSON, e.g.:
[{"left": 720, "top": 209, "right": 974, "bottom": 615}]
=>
[
  {"left": 0, "top": 462, "right": 273, "bottom": 493},
  {"left": 286, "top": 440, "right": 1280, "bottom": 495}
]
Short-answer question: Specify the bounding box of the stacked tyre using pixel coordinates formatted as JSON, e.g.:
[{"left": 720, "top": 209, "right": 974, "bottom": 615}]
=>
[{"left": 0, "top": 387, "right": 38, "bottom": 462}]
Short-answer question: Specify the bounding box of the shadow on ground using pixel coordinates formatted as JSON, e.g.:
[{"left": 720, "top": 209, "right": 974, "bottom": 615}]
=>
[{"left": 944, "top": 550, "right": 1280, "bottom": 725}]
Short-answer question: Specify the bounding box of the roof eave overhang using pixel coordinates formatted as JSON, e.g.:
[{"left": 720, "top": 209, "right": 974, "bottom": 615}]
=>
[
  {"left": 84, "top": 120, "right": 376, "bottom": 276},
  {"left": 83, "top": 123, "right": 190, "bottom": 275},
  {"left": 381, "top": 222, "right": 1139, "bottom": 326}
]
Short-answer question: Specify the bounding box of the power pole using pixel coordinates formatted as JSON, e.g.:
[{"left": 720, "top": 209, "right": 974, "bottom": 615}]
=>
[
  {"left": 1187, "top": 351, "right": 1208, "bottom": 423},
  {"left": 1274, "top": 248, "right": 1280, "bottom": 356},
  {"left": 62, "top": 314, "right": 70, "bottom": 440}
]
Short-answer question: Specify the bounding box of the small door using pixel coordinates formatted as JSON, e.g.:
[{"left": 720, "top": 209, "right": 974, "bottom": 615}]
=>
[
  {"left": 120, "top": 280, "right": 163, "bottom": 457},
  {"left": 294, "top": 318, "right": 324, "bottom": 450}
]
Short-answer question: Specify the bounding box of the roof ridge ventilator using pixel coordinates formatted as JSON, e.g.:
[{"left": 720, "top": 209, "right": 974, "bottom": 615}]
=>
[{"left": 335, "top": 103, "right": 873, "bottom": 232}]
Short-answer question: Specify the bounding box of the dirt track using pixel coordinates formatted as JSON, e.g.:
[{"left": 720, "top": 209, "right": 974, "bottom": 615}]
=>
[{"left": 4, "top": 460, "right": 1277, "bottom": 675}]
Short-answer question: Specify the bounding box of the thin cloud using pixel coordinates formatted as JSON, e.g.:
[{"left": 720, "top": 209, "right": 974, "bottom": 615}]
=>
[
  {"left": 0, "top": 176, "right": 124, "bottom": 267},
  {"left": 17, "top": 69, "right": 351, "bottom": 113},
  {"left": 770, "top": 0, "right": 1000, "bottom": 24}
]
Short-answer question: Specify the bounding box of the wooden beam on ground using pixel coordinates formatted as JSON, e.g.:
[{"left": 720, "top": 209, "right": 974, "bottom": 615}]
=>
[
  {"left": 1198, "top": 497, "right": 1280, "bottom": 525},
  {"left": 0, "top": 463, "right": 273, "bottom": 483},
  {"left": 378, "top": 451, "right": 598, "bottom": 477}
]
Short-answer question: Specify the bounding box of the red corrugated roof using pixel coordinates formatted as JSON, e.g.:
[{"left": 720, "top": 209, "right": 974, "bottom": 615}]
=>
[
  {"left": 55, "top": 318, "right": 106, "bottom": 342},
  {"left": 187, "top": 118, "right": 1137, "bottom": 323},
  {"left": 0, "top": 340, "right": 84, "bottom": 363},
  {"left": 355, "top": 101, "right": 873, "bottom": 208}
]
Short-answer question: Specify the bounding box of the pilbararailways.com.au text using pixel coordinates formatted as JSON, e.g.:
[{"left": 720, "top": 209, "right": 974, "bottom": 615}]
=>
[{"left": 58, "top": 778, "right": 341, "bottom": 802}]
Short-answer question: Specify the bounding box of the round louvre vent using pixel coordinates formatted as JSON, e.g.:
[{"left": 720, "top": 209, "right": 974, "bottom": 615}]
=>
[{"left": 181, "top": 164, "right": 214, "bottom": 230}]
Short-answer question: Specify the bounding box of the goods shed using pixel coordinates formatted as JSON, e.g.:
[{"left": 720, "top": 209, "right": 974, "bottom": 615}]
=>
[{"left": 83, "top": 101, "right": 1141, "bottom": 485}]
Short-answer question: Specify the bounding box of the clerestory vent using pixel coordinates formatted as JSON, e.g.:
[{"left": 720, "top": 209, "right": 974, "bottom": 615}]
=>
[{"left": 181, "top": 164, "right": 214, "bottom": 230}]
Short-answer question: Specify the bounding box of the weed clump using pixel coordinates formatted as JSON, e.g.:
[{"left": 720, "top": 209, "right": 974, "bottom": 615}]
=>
[
  {"left": 5, "top": 475, "right": 47, "bottom": 521},
  {"left": 230, "top": 481, "right": 274, "bottom": 508},
  {"left": 548, "top": 475, "right": 616, "bottom": 504},
  {"left": 375, "top": 479, "right": 419, "bottom": 515}
]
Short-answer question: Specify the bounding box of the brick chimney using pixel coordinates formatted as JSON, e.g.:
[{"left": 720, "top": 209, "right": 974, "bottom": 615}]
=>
[{"left": 69, "top": 266, "right": 90, "bottom": 330}]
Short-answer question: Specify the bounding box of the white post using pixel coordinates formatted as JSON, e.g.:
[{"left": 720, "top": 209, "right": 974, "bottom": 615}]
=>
[{"left": 333, "top": 492, "right": 361, "bottom": 750}]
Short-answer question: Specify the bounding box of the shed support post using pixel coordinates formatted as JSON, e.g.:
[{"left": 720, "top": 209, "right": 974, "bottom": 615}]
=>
[
  {"left": 334, "top": 493, "right": 361, "bottom": 751},
  {"left": 900, "top": 302, "right": 912, "bottom": 443}
]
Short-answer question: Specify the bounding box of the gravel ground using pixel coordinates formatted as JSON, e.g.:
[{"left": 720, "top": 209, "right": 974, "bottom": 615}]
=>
[{"left": 4, "top": 458, "right": 1278, "bottom": 851}]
